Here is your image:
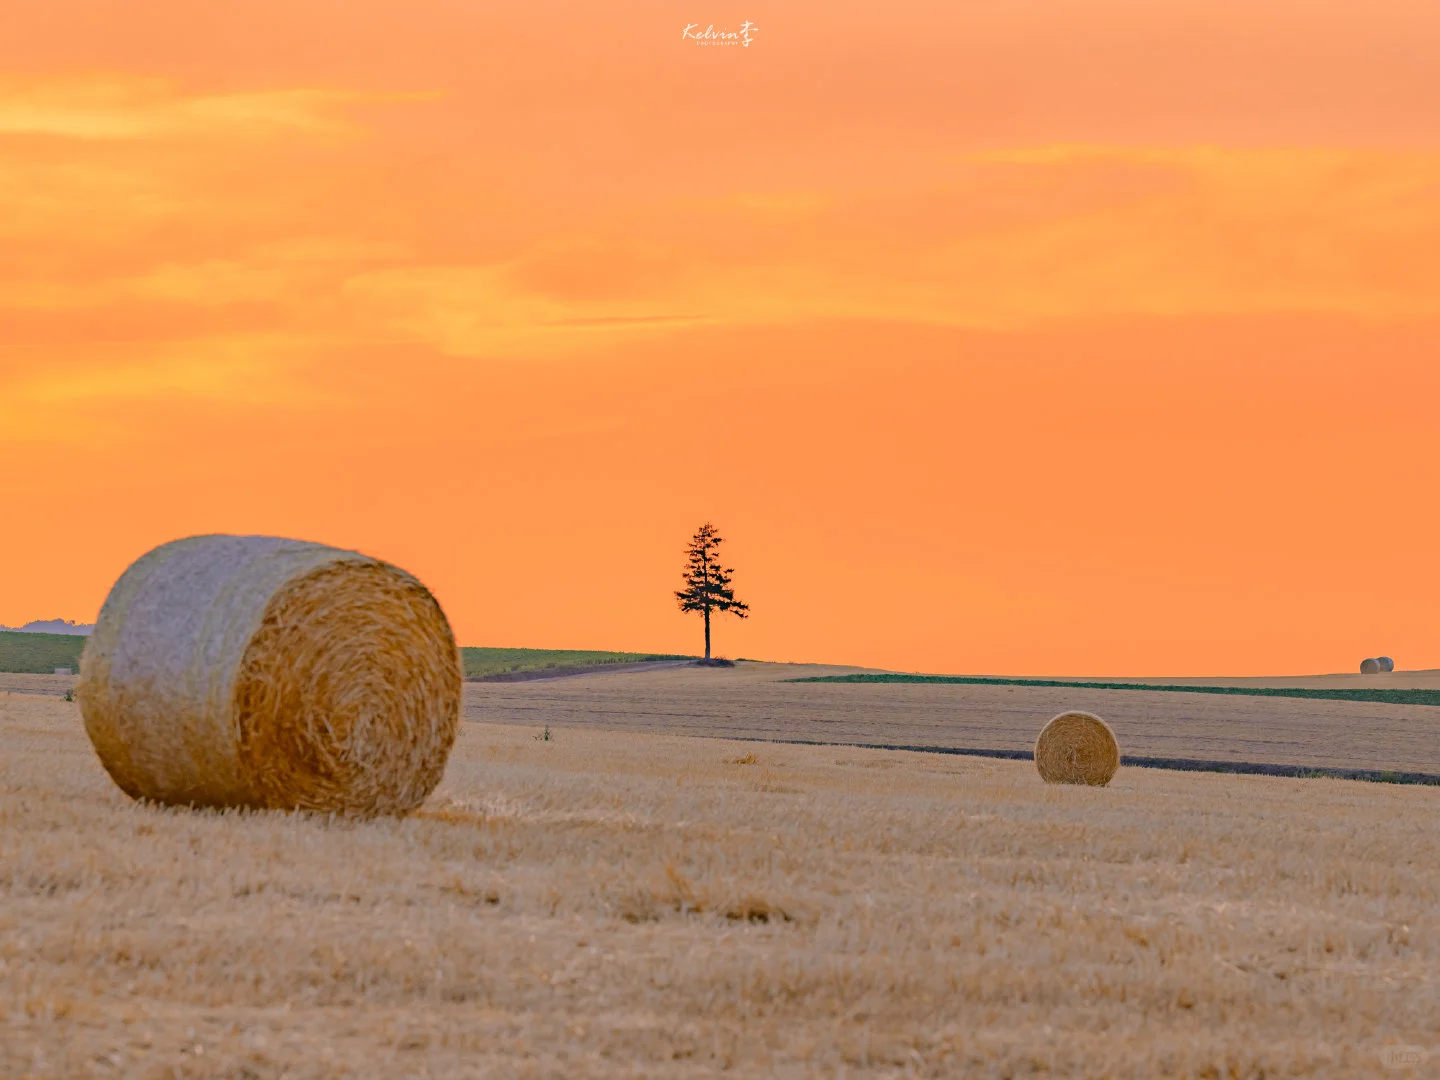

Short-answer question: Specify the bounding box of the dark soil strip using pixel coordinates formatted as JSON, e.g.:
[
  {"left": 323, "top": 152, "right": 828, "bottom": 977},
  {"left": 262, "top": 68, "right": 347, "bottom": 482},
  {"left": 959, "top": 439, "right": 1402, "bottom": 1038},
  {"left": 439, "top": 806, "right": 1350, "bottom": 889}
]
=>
[
  {"left": 786, "top": 673, "right": 1440, "bottom": 708},
  {"left": 718, "top": 736, "right": 1440, "bottom": 786}
]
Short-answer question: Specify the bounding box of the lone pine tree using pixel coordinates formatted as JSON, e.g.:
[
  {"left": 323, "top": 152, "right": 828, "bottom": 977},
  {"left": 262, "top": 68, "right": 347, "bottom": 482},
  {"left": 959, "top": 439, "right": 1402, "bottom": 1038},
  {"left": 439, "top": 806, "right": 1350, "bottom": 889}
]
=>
[{"left": 675, "top": 522, "right": 749, "bottom": 661}]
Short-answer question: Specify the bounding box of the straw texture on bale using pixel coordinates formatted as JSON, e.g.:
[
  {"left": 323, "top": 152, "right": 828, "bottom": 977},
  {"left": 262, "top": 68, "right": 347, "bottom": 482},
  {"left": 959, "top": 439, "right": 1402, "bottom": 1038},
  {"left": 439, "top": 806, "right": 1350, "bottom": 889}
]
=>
[
  {"left": 1377, "top": 656, "right": 1395, "bottom": 673},
  {"left": 1360, "top": 658, "right": 1381, "bottom": 675},
  {"left": 77, "top": 535, "right": 462, "bottom": 816},
  {"left": 1034, "top": 710, "right": 1120, "bottom": 786}
]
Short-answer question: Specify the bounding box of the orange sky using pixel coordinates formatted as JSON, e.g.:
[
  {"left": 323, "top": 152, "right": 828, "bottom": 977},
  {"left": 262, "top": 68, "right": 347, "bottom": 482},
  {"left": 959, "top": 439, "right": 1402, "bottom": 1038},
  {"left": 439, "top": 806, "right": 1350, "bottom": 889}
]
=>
[{"left": 3, "top": 1, "right": 1439, "bottom": 675}]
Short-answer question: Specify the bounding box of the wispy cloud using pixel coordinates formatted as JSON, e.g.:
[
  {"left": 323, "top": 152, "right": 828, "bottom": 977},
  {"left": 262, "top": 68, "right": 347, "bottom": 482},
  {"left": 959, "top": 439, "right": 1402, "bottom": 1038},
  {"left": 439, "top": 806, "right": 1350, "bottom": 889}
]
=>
[
  {"left": 0, "top": 75, "right": 427, "bottom": 140},
  {"left": 4, "top": 132, "right": 1438, "bottom": 435},
  {"left": 0, "top": 333, "right": 333, "bottom": 444},
  {"left": 342, "top": 146, "right": 1440, "bottom": 357}
]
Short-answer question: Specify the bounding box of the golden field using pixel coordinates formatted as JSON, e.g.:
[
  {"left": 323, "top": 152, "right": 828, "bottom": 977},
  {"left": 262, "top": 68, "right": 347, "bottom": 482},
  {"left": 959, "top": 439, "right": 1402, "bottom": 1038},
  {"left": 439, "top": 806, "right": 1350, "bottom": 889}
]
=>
[{"left": 2, "top": 668, "right": 1437, "bottom": 1078}]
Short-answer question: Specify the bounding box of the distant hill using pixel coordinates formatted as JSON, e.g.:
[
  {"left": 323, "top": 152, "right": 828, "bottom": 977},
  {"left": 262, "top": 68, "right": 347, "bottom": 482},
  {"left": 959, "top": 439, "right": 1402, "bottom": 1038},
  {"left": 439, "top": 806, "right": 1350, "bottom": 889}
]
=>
[
  {"left": 0, "top": 631, "right": 87, "bottom": 673},
  {"left": 0, "top": 619, "right": 93, "bottom": 636}
]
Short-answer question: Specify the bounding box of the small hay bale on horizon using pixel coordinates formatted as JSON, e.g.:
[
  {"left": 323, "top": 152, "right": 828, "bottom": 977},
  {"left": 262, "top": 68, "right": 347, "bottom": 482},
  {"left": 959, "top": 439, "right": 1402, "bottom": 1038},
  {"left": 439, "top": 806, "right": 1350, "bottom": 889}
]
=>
[
  {"left": 77, "top": 534, "right": 462, "bottom": 817},
  {"left": 1034, "top": 710, "right": 1120, "bottom": 786},
  {"left": 1360, "top": 658, "right": 1381, "bottom": 675},
  {"left": 1376, "top": 656, "right": 1395, "bottom": 673}
]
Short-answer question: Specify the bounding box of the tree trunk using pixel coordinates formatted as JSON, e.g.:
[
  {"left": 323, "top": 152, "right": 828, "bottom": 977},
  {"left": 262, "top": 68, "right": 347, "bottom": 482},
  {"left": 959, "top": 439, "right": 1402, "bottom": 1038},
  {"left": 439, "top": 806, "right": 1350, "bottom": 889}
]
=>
[{"left": 704, "top": 605, "right": 711, "bottom": 660}]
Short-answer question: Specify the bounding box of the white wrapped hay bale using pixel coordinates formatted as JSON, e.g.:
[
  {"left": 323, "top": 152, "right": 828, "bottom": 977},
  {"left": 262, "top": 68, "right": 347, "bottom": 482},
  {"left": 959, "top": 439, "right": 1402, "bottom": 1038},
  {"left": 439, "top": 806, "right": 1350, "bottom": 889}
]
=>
[{"left": 77, "top": 535, "right": 462, "bottom": 816}]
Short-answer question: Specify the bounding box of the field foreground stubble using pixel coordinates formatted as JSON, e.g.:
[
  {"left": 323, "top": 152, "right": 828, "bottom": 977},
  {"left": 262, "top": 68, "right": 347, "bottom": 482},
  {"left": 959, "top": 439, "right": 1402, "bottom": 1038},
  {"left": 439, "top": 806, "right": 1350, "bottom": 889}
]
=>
[{"left": 2, "top": 689, "right": 1437, "bottom": 1078}]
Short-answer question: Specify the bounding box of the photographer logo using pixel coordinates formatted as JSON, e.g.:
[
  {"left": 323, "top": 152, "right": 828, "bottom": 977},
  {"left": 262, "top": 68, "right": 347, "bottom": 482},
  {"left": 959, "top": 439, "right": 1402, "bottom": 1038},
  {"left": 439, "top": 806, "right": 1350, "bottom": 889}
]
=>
[{"left": 682, "top": 21, "right": 758, "bottom": 47}]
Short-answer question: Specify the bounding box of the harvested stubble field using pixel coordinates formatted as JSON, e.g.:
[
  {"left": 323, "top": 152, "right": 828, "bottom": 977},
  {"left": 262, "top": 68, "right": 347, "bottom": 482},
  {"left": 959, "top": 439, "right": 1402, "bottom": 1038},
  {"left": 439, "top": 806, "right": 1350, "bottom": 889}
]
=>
[
  {"left": 3, "top": 677, "right": 1438, "bottom": 1079},
  {"left": 464, "top": 662, "right": 1440, "bottom": 776}
]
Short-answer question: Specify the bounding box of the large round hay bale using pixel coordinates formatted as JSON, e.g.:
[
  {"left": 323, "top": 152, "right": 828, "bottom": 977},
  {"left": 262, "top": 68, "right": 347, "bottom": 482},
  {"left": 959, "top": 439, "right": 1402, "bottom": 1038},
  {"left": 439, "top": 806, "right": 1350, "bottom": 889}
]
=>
[
  {"left": 1034, "top": 710, "right": 1120, "bottom": 786},
  {"left": 1360, "top": 658, "right": 1381, "bottom": 675},
  {"left": 1377, "top": 656, "right": 1395, "bottom": 673},
  {"left": 77, "top": 535, "right": 461, "bottom": 816}
]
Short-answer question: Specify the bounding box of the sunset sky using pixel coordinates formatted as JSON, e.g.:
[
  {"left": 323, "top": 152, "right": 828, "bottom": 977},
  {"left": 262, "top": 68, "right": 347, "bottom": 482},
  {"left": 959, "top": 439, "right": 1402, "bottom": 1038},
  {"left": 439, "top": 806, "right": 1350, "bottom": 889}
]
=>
[{"left": 2, "top": 0, "right": 1438, "bottom": 675}]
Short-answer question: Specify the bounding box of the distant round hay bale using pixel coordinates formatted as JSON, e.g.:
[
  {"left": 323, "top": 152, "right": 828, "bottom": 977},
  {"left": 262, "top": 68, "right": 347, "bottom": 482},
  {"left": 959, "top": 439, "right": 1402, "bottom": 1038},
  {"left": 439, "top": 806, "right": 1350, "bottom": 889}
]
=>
[
  {"left": 77, "top": 535, "right": 461, "bottom": 816},
  {"left": 1377, "top": 656, "right": 1395, "bottom": 673},
  {"left": 1360, "top": 658, "right": 1381, "bottom": 675},
  {"left": 1034, "top": 710, "right": 1120, "bottom": 786}
]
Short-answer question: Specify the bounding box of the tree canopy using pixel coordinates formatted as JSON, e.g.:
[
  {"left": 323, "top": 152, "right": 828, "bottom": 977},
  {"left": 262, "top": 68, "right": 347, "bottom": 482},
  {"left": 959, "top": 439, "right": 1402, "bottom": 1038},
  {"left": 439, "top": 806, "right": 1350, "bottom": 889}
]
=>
[{"left": 675, "top": 522, "right": 748, "bottom": 660}]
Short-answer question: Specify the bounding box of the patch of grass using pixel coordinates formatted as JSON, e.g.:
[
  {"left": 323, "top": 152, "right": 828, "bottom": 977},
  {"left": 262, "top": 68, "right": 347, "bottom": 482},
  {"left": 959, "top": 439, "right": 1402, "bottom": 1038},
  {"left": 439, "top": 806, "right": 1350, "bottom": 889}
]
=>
[
  {"left": 1373, "top": 770, "right": 1432, "bottom": 785},
  {"left": 461, "top": 647, "right": 693, "bottom": 680},
  {"left": 787, "top": 672, "right": 1440, "bottom": 708},
  {"left": 0, "top": 631, "right": 86, "bottom": 674}
]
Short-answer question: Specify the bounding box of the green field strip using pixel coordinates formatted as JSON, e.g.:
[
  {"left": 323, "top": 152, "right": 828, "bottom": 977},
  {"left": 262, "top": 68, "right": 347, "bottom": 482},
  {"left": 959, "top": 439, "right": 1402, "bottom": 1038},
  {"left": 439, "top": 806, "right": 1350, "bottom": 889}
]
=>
[
  {"left": 0, "top": 631, "right": 87, "bottom": 674},
  {"left": 1, "top": 636, "right": 695, "bottom": 679},
  {"left": 461, "top": 647, "right": 694, "bottom": 680}
]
